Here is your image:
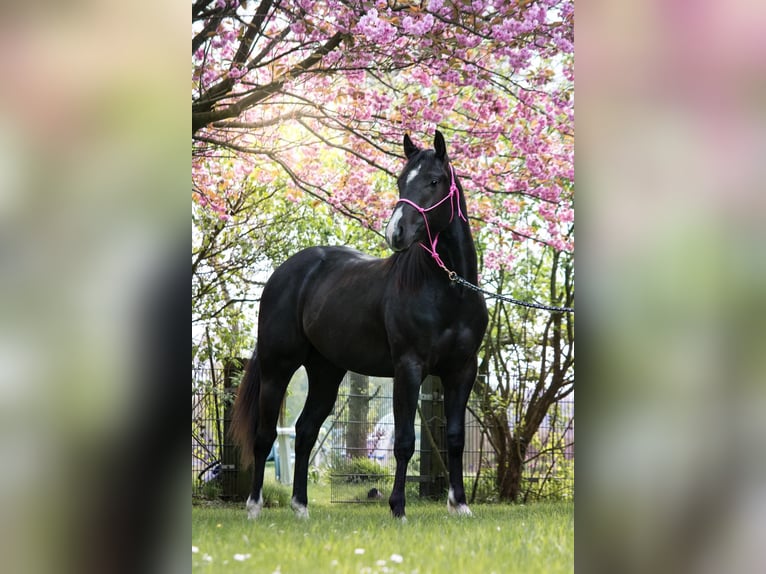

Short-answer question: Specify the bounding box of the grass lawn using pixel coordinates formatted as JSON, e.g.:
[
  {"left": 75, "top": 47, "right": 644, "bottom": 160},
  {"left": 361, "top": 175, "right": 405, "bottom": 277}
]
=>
[{"left": 192, "top": 481, "right": 573, "bottom": 573}]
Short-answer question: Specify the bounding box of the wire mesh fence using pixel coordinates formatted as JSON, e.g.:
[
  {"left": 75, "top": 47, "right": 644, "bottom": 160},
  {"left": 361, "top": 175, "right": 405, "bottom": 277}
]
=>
[
  {"left": 192, "top": 385, "right": 227, "bottom": 498},
  {"left": 191, "top": 365, "right": 573, "bottom": 503},
  {"left": 327, "top": 374, "right": 574, "bottom": 503},
  {"left": 192, "top": 363, "right": 249, "bottom": 500}
]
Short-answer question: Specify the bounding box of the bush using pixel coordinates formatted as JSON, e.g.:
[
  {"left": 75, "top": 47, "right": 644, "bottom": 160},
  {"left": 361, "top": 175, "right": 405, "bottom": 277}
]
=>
[
  {"left": 198, "top": 478, "right": 223, "bottom": 500},
  {"left": 521, "top": 458, "right": 574, "bottom": 502},
  {"left": 330, "top": 456, "right": 390, "bottom": 484},
  {"left": 468, "top": 468, "right": 499, "bottom": 504},
  {"left": 261, "top": 482, "right": 291, "bottom": 507}
]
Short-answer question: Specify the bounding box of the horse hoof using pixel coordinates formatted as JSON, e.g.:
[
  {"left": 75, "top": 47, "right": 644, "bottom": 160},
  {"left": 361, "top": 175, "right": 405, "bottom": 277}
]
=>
[
  {"left": 246, "top": 494, "right": 263, "bottom": 520},
  {"left": 447, "top": 488, "right": 473, "bottom": 516},
  {"left": 390, "top": 508, "right": 407, "bottom": 521},
  {"left": 448, "top": 503, "right": 473, "bottom": 517},
  {"left": 291, "top": 498, "right": 310, "bottom": 519}
]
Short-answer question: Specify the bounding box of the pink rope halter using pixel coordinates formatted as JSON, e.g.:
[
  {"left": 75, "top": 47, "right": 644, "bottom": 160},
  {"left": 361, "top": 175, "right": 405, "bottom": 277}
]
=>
[{"left": 395, "top": 164, "right": 466, "bottom": 273}]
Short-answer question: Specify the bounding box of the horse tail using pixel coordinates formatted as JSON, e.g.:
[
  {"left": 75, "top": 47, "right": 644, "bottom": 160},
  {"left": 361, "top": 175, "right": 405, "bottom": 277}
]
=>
[{"left": 230, "top": 349, "right": 260, "bottom": 467}]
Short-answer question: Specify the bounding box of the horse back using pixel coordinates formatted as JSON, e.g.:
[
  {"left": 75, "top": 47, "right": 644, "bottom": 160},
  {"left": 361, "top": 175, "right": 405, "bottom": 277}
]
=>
[{"left": 258, "top": 246, "right": 394, "bottom": 376}]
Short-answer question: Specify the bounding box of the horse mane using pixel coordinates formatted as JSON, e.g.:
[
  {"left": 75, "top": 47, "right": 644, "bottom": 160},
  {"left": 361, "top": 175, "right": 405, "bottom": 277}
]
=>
[{"left": 386, "top": 246, "right": 438, "bottom": 292}]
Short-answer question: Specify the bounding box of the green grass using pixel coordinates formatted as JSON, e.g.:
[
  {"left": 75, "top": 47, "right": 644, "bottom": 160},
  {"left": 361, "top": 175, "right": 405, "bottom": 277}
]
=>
[{"left": 192, "top": 482, "right": 573, "bottom": 573}]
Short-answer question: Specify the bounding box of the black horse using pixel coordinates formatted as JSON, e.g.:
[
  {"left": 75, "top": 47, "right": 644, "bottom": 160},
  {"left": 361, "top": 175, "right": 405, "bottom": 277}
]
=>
[{"left": 231, "top": 130, "right": 488, "bottom": 519}]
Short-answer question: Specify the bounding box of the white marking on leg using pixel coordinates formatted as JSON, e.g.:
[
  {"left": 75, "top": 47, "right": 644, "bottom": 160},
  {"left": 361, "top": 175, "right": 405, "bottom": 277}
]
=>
[
  {"left": 385, "top": 205, "right": 404, "bottom": 246},
  {"left": 447, "top": 487, "right": 473, "bottom": 517},
  {"left": 405, "top": 165, "right": 420, "bottom": 185},
  {"left": 246, "top": 493, "right": 263, "bottom": 520},
  {"left": 291, "top": 497, "right": 309, "bottom": 519}
]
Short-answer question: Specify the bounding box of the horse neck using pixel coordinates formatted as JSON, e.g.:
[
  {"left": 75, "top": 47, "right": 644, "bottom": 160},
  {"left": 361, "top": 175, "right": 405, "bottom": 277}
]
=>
[{"left": 437, "top": 192, "right": 479, "bottom": 284}]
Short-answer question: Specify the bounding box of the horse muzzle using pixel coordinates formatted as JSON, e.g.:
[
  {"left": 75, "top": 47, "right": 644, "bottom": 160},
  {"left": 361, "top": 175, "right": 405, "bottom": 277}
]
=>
[{"left": 385, "top": 205, "right": 417, "bottom": 252}]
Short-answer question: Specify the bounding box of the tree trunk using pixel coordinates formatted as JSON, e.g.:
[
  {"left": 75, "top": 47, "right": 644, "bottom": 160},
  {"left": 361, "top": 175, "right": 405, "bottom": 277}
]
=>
[
  {"left": 346, "top": 372, "right": 369, "bottom": 458},
  {"left": 486, "top": 415, "right": 527, "bottom": 503},
  {"left": 496, "top": 435, "right": 527, "bottom": 502}
]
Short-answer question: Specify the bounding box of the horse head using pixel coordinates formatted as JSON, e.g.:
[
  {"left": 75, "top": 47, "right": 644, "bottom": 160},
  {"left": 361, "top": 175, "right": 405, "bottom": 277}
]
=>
[{"left": 385, "top": 130, "right": 463, "bottom": 252}]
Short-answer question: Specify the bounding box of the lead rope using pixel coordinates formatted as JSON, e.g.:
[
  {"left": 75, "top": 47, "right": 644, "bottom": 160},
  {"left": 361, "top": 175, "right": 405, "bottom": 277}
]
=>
[
  {"left": 447, "top": 271, "right": 574, "bottom": 314},
  {"left": 396, "top": 165, "right": 574, "bottom": 314}
]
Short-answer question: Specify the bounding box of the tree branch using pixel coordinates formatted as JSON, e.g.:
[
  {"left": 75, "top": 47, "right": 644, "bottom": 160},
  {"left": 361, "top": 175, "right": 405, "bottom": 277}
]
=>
[{"left": 193, "top": 31, "right": 346, "bottom": 133}]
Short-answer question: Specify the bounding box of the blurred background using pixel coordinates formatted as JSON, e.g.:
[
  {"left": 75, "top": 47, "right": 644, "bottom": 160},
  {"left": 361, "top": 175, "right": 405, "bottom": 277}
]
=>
[
  {"left": 0, "top": 1, "right": 764, "bottom": 573},
  {"left": 0, "top": 2, "right": 188, "bottom": 574},
  {"left": 576, "top": 0, "right": 766, "bottom": 572}
]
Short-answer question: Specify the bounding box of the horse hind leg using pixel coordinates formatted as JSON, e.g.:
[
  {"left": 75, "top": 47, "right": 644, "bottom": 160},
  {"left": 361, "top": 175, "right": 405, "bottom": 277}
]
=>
[
  {"left": 247, "top": 357, "right": 300, "bottom": 519},
  {"left": 290, "top": 354, "right": 345, "bottom": 519}
]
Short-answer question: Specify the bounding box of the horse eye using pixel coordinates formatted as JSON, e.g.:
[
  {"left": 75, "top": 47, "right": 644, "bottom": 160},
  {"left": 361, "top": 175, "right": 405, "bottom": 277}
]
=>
[{"left": 430, "top": 179, "right": 439, "bottom": 185}]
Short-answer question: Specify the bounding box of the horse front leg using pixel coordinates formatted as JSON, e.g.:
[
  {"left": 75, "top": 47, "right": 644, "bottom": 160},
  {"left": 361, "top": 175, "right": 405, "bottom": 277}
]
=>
[
  {"left": 389, "top": 360, "right": 424, "bottom": 519},
  {"left": 442, "top": 359, "right": 478, "bottom": 516}
]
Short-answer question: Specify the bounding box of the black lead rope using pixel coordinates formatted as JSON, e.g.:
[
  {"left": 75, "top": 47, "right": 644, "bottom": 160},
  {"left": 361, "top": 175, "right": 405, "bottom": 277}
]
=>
[{"left": 446, "top": 271, "right": 575, "bottom": 314}]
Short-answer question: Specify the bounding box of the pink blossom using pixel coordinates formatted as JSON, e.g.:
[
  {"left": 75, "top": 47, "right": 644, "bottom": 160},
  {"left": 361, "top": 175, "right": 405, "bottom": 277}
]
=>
[
  {"left": 427, "top": 0, "right": 445, "bottom": 13},
  {"left": 491, "top": 19, "right": 522, "bottom": 43},
  {"left": 410, "top": 67, "right": 433, "bottom": 88},
  {"left": 402, "top": 13, "right": 435, "bottom": 36},
  {"left": 422, "top": 106, "right": 442, "bottom": 124},
  {"left": 355, "top": 9, "right": 397, "bottom": 44},
  {"left": 549, "top": 238, "right": 567, "bottom": 252},
  {"left": 554, "top": 35, "right": 574, "bottom": 54},
  {"left": 502, "top": 199, "right": 521, "bottom": 213},
  {"left": 228, "top": 66, "right": 246, "bottom": 80},
  {"left": 193, "top": 0, "right": 574, "bottom": 264},
  {"left": 455, "top": 32, "right": 482, "bottom": 49}
]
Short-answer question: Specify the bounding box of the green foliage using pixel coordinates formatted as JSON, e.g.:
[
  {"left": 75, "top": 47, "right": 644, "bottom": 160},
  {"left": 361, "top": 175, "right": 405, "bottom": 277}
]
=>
[
  {"left": 469, "top": 469, "right": 500, "bottom": 504},
  {"left": 261, "top": 482, "right": 292, "bottom": 508},
  {"left": 521, "top": 458, "right": 574, "bottom": 503},
  {"left": 472, "top": 246, "right": 574, "bottom": 502},
  {"left": 197, "top": 477, "right": 222, "bottom": 501},
  {"left": 192, "top": 170, "right": 385, "bottom": 368},
  {"left": 329, "top": 456, "right": 390, "bottom": 484}
]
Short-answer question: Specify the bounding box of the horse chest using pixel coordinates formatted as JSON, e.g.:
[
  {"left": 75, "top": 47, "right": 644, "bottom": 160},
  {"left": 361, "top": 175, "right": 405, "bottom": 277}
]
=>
[{"left": 385, "top": 290, "right": 484, "bottom": 358}]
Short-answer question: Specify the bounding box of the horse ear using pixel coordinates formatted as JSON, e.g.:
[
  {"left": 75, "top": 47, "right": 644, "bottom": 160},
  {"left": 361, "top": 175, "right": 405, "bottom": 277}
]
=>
[
  {"left": 434, "top": 130, "right": 447, "bottom": 161},
  {"left": 403, "top": 134, "right": 419, "bottom": 159}
]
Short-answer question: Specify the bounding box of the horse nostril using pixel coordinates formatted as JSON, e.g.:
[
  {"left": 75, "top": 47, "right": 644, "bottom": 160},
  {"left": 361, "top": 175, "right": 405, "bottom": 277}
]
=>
[{"left": 387, "top": 224, "right": 406, "bottom": 251}]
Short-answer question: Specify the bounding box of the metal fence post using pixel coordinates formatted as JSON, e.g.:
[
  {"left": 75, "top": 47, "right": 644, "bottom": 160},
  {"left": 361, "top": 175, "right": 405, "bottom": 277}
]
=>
[
  {"left": 419, "top": 376, "right": 447, "bottom": 499},
  {"left": 223, "top": 357, "right": 251, "bottom": 499}
]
